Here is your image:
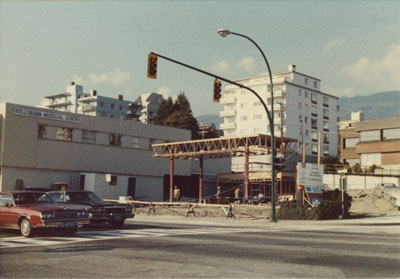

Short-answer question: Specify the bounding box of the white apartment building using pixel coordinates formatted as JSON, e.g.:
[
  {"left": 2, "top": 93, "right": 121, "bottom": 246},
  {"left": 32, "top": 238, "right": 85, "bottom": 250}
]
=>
[
  {"left": 135, "top": 92, "right": 163, "bottom": 124},
  {"left": 39, "top": 82, "right": 139, "bottom": 120},
  {"left": 220, "top": 65, "right": 339, "bottom": 171}
]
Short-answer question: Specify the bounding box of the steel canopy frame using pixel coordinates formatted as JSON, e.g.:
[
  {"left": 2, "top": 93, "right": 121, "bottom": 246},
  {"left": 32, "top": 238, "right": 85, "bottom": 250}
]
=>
[{"left": 152, "top": 134, "right": 297, "bottom": 203}]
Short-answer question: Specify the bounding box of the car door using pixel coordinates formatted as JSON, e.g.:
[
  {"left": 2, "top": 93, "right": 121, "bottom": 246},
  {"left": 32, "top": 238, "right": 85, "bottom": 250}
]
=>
[{"left": 0, "top": 193, "right": 15, "bottom": 228}]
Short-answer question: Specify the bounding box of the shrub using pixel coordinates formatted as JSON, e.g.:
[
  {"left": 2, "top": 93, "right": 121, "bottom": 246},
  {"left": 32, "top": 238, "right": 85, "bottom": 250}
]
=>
[{"left": 277, "top": 189, "right": 352, "bottom": 220}]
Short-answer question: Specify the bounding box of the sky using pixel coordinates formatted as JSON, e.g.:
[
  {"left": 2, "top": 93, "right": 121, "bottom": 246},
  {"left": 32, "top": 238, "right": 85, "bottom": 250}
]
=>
[{"left": 1, "top": 0, "right": 399, "bottom": 116}]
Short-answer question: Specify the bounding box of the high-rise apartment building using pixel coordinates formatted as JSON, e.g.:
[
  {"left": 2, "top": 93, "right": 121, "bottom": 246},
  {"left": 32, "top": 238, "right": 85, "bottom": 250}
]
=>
[
  {"left": 135, "top": 92, "right": 163, "bottom": 124},
  {"left": 219, "top": 65, "right": 339, "bottom": 171},
  {"left": 39, "top": 82, "right": 139, "bottom": 120}
]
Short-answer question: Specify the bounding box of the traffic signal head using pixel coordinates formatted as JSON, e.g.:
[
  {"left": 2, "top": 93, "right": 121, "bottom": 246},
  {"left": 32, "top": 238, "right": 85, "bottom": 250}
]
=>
[
  {"left": 213, "top": 79, "right": 222, "bottom": 103},
  {"left": 147, "top": 53, "right": 158, "bottom": 79}
]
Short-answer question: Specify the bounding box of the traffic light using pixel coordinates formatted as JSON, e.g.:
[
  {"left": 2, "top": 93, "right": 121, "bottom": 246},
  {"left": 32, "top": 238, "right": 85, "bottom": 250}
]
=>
[
  {"left": 213, "top": 79, "right": 222, "bottom": 102},
  {"left": 147, "top": 53, "right": 158, "bottom": 79}
]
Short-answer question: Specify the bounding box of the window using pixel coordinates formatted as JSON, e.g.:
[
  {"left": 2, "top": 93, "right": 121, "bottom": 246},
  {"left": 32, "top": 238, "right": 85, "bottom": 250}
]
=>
[
  {"left": 323, "top": 145, "right": 329, "bottom": 155},
  {"left": 305, "top": 78, "right": 308, "bottom": 85},
  {"left": 305, "top": 117, "right": 309, "bottom": 124},
  {"left": 298, "top": 89, "right": 302, "bottom": 97},
  {"left": 100, "top": 112, "right": 108, "bottom": 117},
  {"left": 361, "top": 153, "right": 381, "bottom": 167},
  {"left": 119, "top": 105, "right": 124, "bottom": 110},
  {"left": 311, "top": 93, "right": 317, "bottom": 104},
  {"left": 312, "top": 105, "right": 318, "bottom": 116},
  {"left": 240, "top": 116, "right": 248, "bottom": 121},
  {"left": 305, "top": 129, "right": 309, "bottom": 137},
  {"left": 323, "top": 121, "right": 329, "bottom": 131},
  {"left": 240, "top": 103, "right": 248, "bottom": 108},
  {"left": 38, "top": 125, "right": 47, "bottom": 139},
  {"left": 110, "top": 103, "right": 115, "bottom": 109},
  {"left": 109, "top": 133, "right": 122, "bottom": 147},
  {"left": 298, "top": 102, "right": 302, "bottom": 109},
  {"left": 110, "top": 114, "right": 116, "bottom": 119},
  {"left": 323, "top": 96, "right": 329, "bottom": 107},
  {"left": 323, "top": 108, "right": 329, "bottom": 119},
  {"left": 99, "top": 101, "right": 107, "bottom": 107},
  {"left": 314, "top": 81, "right": 317, "bottom": 88},
  {"left": 305, "top": 104, "right": 309, "bottom": 111},
  {"left": 305, "top": 91, "right": 308, "bottom": 98},
  {"left": 344, "top": 138, "right": 359, "bottom": 148},
  {"left": 383, "top": 128, "right": 400, "bottom": 140},
  {"left": 56, "top": 127, "right": 73, "bottom": 141},
  {"left": 274, "top": 125, "right": 281, "bottom": 132},
  {"left": 323, "top": 133, "right": 329, "bottom": 144},
  {"left": 312, "top": 131, "right": 318, "bottom": 141},
  {"left": 299, "top": 115, "right": 302, "bottom": 123},
  {"left": 312, "top": 144, "right": 318, "bottom": 154},
  {"left": 82, "top": 130, "right": 96, "bottom": 144},
  {"left": 109, "top": 175, "right": 118, "bottom": 185},
  {"left": 267, "top": 98, "right": 271, "bottom": 105},
  {"left": 311, "top": 118, "right": 318, "bottom": 129},
  {"left": 254, "top": 114, "right": 262, "bottom": 120},
  {"left": 336, "top": 105, "right": 340, "bottom": 113},
  {"left": 360, "top": 130, "right": 380, "bottom": 142}
]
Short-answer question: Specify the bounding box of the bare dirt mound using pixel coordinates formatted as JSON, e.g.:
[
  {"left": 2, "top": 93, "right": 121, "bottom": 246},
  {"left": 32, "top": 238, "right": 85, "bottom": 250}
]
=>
[{"left": 350, "top": 189, "right": 399, "bottom": 216}]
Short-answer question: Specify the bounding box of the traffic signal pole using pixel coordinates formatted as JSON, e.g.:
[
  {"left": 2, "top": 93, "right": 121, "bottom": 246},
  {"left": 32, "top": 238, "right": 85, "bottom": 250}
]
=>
[{"left": 150, "top": 52, "right": 277, "bottom": 221}]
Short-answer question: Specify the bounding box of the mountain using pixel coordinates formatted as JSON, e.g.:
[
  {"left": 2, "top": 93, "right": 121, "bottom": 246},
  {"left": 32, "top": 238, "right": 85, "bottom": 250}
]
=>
[
  {"left": 338, "top": 91, "right": 400, "bottom": 120},
  {"left": 195, "top": 114, "right": 223, "bottom": 129}
]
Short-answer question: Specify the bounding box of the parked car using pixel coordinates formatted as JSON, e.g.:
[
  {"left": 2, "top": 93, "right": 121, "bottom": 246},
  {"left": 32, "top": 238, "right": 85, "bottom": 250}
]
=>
[
  {"left": 0, "top": 191, "right": 90, "bottom": 237},
  {"left": 46, "top": 190, "right": 134, "bottom": 228},
  {"left": 376, "top": 183, "right": 398, "bottom": 189}
]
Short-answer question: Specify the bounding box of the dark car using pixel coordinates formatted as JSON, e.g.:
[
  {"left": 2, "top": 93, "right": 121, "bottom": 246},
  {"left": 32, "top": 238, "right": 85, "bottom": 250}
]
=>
[
  {"left": 47, "top": 190, "right": 134, "bottom": 228},
  {"left": 0, "top": 191, "right": 90, "bottom": 237}
]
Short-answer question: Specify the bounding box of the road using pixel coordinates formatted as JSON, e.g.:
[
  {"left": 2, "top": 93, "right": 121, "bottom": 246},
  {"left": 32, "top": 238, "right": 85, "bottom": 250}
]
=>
[{"left": 1, "top": 215, "right": 399, "bottom": 278}]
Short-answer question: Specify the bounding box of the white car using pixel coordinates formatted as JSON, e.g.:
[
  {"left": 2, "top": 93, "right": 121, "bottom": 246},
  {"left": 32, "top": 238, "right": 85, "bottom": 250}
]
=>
[{"left": 376, "top": 183, "right": 398, "bottom": 189}]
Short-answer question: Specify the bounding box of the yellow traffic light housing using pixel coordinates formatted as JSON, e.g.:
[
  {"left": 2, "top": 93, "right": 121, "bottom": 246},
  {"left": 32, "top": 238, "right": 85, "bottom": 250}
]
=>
[
  {"left": 213, "top": 79, "right": 222, "bottom": 103},
  {"left": 147, "top": 53, "right": 158, "bottom": 79}
]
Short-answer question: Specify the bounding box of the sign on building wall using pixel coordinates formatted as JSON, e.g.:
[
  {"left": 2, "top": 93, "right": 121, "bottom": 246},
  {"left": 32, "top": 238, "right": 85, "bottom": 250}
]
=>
[
  {"left": 297, "top": 162, "right": 324, "bottom": 186},
  {"left": 14, "top": 107, "right": 81, "bottom": 123}
]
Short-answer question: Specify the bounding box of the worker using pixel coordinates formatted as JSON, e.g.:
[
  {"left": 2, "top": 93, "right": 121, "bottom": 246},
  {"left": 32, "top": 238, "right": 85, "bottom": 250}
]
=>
[
  {"left": 216, "top": 186, "right": 221, "bottom": 198},
  {"left": 173, "top": 185, "right": 181, "bottom": 202},
  {"left": 234, "top": 187, "right": 241, "bottom": 203}
]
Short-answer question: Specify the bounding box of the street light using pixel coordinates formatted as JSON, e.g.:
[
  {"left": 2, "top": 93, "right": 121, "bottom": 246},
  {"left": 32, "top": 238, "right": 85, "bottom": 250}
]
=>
[{"left": 218, "top": 28, "right": 277, "bottom": 222}]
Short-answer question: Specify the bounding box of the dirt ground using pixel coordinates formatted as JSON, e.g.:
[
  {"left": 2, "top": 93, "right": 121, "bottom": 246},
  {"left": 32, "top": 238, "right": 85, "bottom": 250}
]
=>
[
  {"left": 349, "top": 189, "right": 399, "bottom": 216},
  {"left": 132, "top": 189, "right": 399, "bottom": 219}
]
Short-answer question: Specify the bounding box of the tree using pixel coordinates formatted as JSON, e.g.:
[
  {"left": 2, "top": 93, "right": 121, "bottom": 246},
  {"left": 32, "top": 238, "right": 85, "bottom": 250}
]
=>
[
  {"left": 204, "top": 123, "right": 223, "bottom": 139},
  {"left": 155, "top": 92, "right": 199, "bottom": 139},
  {"left": 322, "top": 155, "right": 343, "bottom": 173}
]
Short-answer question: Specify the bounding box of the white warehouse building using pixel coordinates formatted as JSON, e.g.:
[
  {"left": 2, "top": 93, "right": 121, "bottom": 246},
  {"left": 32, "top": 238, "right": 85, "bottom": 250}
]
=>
[
  {"left": 219, "top": 65, "right": 339, "bottom": 171},
  {"left": 0, "top": 103, "right": 229, "bottom": 200}
]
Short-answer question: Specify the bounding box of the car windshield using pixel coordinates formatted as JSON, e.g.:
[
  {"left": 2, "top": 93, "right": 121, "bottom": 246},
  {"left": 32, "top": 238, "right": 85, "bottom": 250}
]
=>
[
  {"left": 14, "top": 193, "right": 54, "bottom": 205},
  {"left": 66, "top": 192, "right": 101, "bottom": 202}
]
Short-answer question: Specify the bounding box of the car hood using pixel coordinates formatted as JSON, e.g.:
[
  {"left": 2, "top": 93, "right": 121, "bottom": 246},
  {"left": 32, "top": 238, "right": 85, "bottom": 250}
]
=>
[
  {"left": 67, "top": 200, "right": 125, "bottom": 207},
  {"left": 17, "top": 203, "right": 89, "bottom": 212}
]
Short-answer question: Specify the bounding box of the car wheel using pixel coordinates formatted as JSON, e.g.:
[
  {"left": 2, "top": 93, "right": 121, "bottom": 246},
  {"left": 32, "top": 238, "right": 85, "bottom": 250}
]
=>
[
  {"left": 110, "top": 220, "right": 125, "bottom": 229},
  {"left": 20, "top": 218, "right": 33, "bottom": 238},
  {"left": 63, "top": 227, "right": 78, "bottom": 236}
]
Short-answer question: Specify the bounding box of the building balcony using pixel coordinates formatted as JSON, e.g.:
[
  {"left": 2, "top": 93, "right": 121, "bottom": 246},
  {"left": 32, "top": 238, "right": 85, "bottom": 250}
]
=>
[
  {"left": 80, "top": 105, "right": 96, "bottom": 112},
  {"left": 46, "top": 100, "right": 72, "bottom": 108},
  {"left": 220, "top": 122, "right": 236, "bottom": 130},
  {"left": 44, "top": 92, "right": 71, "bottom": 99},
  {"left": 220, "top": 96, "right": 236, "bottom": 104},
  {"left": 220, "top": 109, "right": 236, "bottom": 117},
  {"left": 78, "top": 96, "right": 97, "bottom": 103}
]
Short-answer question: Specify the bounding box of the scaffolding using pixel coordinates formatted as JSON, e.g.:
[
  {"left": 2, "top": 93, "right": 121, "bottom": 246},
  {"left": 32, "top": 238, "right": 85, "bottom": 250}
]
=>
[{"left": 152, "top": 134, "right": 297, "bottom": 203}]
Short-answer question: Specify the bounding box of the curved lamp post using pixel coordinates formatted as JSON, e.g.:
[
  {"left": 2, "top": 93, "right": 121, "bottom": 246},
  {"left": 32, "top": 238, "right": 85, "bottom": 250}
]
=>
[{"left": 218, "top": 29, "right": 276, "bottom": 222}]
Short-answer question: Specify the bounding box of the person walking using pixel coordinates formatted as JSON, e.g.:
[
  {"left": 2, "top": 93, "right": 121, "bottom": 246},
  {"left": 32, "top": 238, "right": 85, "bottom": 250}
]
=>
[{"left": 173, "top": 185, "right": 181, "bottom": 202}]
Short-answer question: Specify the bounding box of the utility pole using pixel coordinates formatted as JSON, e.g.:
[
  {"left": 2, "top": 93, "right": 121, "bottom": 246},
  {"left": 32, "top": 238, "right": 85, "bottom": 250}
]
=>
[{"left": 198, "top": 122, "right": 209, "bottom": 139}]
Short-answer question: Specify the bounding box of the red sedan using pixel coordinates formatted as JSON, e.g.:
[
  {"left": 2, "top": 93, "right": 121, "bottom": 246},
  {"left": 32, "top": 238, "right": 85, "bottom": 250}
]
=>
[{"left": 0, "top": 191, "right": 90, "bottom": 237}]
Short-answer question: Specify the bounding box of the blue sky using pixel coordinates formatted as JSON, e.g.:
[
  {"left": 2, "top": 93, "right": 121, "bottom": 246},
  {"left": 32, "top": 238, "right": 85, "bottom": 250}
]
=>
[{"left": 1, "top": 0, "right": 399, "bottom": 116}]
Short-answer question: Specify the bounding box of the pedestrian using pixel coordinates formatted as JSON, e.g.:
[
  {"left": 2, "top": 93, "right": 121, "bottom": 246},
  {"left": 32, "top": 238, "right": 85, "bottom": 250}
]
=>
[
  {"left": 173, "top": 185, "right": 180, "bottom": 202},
  {"left": 216, "top": 186, "right": 221, "bottom": 198},
  {"left": 234, "top": 187, "right": 241, "bottom": 204}
]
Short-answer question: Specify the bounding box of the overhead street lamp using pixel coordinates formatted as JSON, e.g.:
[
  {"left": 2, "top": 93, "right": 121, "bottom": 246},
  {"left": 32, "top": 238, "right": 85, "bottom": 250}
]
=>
[{"left": 218, "top": 28, "right": 277, "bottom": 222}]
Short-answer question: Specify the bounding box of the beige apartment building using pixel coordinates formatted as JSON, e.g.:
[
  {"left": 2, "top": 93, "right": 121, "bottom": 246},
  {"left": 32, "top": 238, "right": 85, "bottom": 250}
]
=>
[
  {"left": 339, "top": 117, "right": 400, "bottom": 169},
  {"left": 0, "top": 103, "right": 229, "bottom": 200}
]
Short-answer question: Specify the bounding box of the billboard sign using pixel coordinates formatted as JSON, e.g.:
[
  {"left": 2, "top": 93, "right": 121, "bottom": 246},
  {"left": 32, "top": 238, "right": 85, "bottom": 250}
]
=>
[{"left": 297, "top": 163, "right": 324, "bottom": 187}]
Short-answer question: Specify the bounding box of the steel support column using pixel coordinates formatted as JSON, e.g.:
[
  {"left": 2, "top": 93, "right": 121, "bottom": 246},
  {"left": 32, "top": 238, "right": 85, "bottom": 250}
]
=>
[
  {"left": 244, "top": 147, "right": 249, "bottom": 202},
  {"left": 199, "top": 155, "right": 203, "bottom": 203},
  {"left": 170, "top": 155, "right": 174, "bottom": 202}
]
